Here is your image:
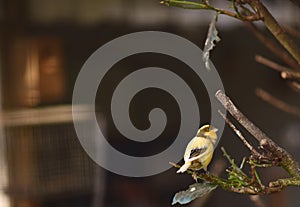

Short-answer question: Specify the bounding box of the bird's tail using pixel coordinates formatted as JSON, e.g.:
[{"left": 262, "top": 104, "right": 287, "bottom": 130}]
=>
[{"left": 177, "top": 163, "right": 191, "bottom": 173}]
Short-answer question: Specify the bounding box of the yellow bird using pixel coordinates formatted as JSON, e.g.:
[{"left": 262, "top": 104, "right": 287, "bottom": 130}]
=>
[{"left": 177, "top": 124, "right": 218, "bottom": 173}]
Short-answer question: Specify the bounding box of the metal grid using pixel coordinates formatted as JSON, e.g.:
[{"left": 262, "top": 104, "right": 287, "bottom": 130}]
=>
[{"left": 2, "top": 105, "right": 95, "bottom": 199}]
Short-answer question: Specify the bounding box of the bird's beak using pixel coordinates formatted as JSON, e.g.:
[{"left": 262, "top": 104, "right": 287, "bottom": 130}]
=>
[{"left": 211, "top": 127, "right": 218, "bottom": 132}]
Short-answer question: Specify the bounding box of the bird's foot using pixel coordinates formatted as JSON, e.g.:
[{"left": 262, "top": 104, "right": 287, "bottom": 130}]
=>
[{"left": 192, "top": 171, "right": 198, "bottom": 182}]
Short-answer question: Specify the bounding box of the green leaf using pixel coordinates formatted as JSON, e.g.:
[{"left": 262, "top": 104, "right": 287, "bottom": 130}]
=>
[
  {"left": 203, "top": 12, "right": 221, "bottom": 70},
  {"left": 172, "top": 182, "right": 217, "bottom": 205}
]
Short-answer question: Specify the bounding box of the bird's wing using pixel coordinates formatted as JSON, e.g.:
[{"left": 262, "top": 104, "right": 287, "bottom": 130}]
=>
[
  {"left": 183, "top": 137, "right": 207, "bottom": 161},
  {"left": 187, "top": 147, "right": 207, "bottom": 162}
]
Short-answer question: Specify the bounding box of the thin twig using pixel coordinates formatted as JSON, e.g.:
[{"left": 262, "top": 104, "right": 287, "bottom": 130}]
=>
[
  {"left": 255, "top": 55, "right": 300, "bottom": 80},
  {"left": 281, "top": 72, "right": 300, "bottom": 80},
  {"left": 288, "top": 81, "right": 300, "bottom": 93},
  {"left": 219, "top": 110, "right": 273, "bottom": 166},
  {"left": 269, "top": 177, "right": 300, "bottom": 188},
  {"left": 246, "top": 22, "right": 300, "bottom": 70},
  {"left": 161, "top": 0, "right": 261, "bottom": 21},
  {"left": 216, "top": 90, "right": 270, "bottom": 142},
  {"left": 255, "top": 55, "right": 296, "bottom": 73},
  {"left": 283, "top": 26, "right": 300, "bottom": 39},
  {"left": 255, "top": 88, "right": 300, "bottom": 118},
  {"left": 218, "top": 110, "right": 261, "bottom": 157}
]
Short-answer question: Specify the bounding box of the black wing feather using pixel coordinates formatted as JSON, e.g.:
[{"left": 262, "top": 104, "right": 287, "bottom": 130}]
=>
[{"left": 189, "top": 147, "right": 207, "bottom": 159}]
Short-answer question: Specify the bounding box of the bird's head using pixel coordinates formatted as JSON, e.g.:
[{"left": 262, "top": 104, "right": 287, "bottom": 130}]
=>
[{"left": 197, "top": 124, "right": 218, "bottom": 143}]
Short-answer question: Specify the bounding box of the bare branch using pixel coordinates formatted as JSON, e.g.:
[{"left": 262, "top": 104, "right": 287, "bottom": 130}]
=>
[
  {"left": 284, "top": 26, "right": 300, "bottom": 39},
  {"left": 218, "top": 110, "right": 261, "bottom": 156},
  {"left": 255, "top": 55, "right": 300, "bottom": 80},
  {"left": 255, "top": 55, "right": 296, "bottom": 73},
  {"left": 218, "top": 110, "right": 278, "bottom": 166},
  {"left": 247, "top": 0, "right": 300, "bottom": 65},
  {"left": 255, "top": 88, "right": 300, "bottom": 118},
  {"left": 269, "top": 178, "right": 300, "bottom": 188},
  {"left": 160, "top": 0, "right": 261, "bottom": 21},
  {"left": 216, "top": 90, "right": 270, "bottom": 142},
  {"left": 215, "top": 90, "right": 300, "bottom": 178},
  {"left": 288, "top": 81, "right": 300, "bottom": 93},
  {"left": 281, "top": 72, "right": 300, "bottom": 80},
  {"left": 246, "top": 22, "right": 300, "bottom": 70}
]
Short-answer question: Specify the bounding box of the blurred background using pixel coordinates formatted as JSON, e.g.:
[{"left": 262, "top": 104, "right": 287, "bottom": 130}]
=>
[{"left": 0, "top": 0, "right": 300, "bottom": 207}]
